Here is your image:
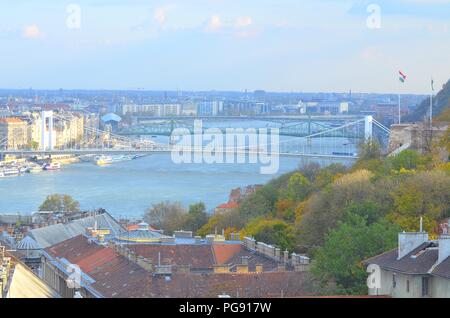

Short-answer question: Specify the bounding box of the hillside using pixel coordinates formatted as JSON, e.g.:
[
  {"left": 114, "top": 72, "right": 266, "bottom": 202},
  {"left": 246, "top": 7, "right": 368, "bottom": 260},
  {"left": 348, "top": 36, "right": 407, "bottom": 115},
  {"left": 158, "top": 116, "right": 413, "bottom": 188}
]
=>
[{"left": 406, "top": 78, "right": 450, "bottom": 122}]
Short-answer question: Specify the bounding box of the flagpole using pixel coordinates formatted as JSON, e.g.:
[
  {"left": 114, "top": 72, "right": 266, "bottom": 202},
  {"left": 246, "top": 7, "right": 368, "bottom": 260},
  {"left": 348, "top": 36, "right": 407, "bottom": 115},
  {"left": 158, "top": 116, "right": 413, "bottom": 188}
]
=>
[{"left": 430, "top": 78, "right": 433, "bottom": 129}]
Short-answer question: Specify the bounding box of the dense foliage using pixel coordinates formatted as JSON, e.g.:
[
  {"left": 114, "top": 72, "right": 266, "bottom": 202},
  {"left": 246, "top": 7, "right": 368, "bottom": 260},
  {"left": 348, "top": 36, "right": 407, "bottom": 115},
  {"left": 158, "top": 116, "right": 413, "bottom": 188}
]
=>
[{"left": 39, "top": 194, "right": 80, "bottom": 212}]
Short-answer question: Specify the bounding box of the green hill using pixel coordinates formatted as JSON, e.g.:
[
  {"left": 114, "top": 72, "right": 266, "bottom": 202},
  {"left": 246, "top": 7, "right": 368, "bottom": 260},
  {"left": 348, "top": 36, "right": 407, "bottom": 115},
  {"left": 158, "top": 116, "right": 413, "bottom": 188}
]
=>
[{"left": 406, "top": 78, "right": 450, "bottom": 122}]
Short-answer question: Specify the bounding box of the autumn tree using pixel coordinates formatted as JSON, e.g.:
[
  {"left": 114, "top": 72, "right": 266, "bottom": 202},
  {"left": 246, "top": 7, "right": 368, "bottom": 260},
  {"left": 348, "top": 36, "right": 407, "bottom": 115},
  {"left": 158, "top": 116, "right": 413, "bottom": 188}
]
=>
[
  {"left": 143, "top": 201, "right": 187, "bottom": 235},
  {"left": 312, "top": 213, "right": 400, "bottom": 294},
  {"left": 39, "top": 194, "right": 80, "bottom": 213},
  {"left": 184, "top": 202, "right": 209, "bottom": 233}
]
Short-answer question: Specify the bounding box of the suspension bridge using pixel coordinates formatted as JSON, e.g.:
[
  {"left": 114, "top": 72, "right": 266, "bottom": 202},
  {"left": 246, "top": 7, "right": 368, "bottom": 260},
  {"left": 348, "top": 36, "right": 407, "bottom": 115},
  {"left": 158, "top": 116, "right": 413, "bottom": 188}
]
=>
[{"left": 0, "top": 112, "right": 390, "bottom": 159}]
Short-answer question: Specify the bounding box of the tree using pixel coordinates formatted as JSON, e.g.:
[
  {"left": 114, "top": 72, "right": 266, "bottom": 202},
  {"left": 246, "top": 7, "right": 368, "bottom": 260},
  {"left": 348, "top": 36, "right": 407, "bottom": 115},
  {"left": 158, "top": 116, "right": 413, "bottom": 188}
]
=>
[
  {"left": 184, "top": 202, "right": 209, "bottom": 233},
  {"left": 388, "top": 170, "right": 450, "bottom": 235},
  {"left": 312, "top": 213, "right": 400, "bottom": 295},
  {"left": 388, "top": 150, "right": 423, "bottom": 171},
  {"left": 244, "top": 218, "right": 295, "bottom": 251},
  {"left": 343, "top": 201, "right": 384, "bottom": 225},
  {"left": 296, "top": 170, "right": 379, "bottom": 250},
  {"left": 358, "top": 139, "right": 382, "bottom": 161},
  {"left": 39, "top": 194, "right": 80, "bottom": 212},
  {"left": 281, "top": 172, "right": 311, "bottom": 202},
  {"left": 143, "top": 201, "right": 187, "bottom": 235},
  {"left": 197, "top": 208, "right": 244, "bottom": 237}
]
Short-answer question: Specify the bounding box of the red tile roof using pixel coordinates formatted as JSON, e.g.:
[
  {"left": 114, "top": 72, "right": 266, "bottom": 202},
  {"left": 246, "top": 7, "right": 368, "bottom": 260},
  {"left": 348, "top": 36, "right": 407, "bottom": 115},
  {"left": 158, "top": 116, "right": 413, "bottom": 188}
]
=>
[
  {"left": 44, "top": 235, "right": 311, "bottom": 298},
  {"left": 213, "top": 243, "right": 243, "bottom": 265},
  {"left": 128, "top": 244, "right": 216, "bottom": 270},
  {"left": 216, "top": 202, "right": 239, "bottom": 210},
  {"left": 0, "top": 117, "right": 25, "bottom": 124}
]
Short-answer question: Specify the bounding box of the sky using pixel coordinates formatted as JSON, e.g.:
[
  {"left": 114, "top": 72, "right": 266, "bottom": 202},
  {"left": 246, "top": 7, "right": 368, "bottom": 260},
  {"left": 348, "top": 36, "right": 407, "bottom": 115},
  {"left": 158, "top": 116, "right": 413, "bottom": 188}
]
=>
[{"left": 0, "top": 0, "right": 449, "bottom": 93}]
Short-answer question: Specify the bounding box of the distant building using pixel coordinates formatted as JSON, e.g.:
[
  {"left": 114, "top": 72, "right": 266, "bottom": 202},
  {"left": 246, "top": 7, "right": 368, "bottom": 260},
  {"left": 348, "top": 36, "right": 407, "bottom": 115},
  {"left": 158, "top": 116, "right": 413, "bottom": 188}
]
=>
[
  {"left": 0, "top": 117, "right": 29, "bottom": 149},
  {"left": 215, "top": 202, "right": 239, "bottom": 215},
  {"left": 0, "top": 245, "right": 59, "bottom": 298},
  {"left": 122, "top": 104, "right": 181, "bottom": 116},
  {"left": 364, "top": 225, "right": 450, "bottom": 298},
  {"left": 181, "top": 101, "right": 198, "bottom": 116},
  {"left": 101, "top": 113, "right": 122, "bottom": 131},
  {"left": 197, "top": 101, "right": 224, "bottom": 116},
  {"left": 298, "top": 101, "right": 349, "bottom": 114},
  {"left": 388, "top": 122, "right": 449, "bottom": 155}
]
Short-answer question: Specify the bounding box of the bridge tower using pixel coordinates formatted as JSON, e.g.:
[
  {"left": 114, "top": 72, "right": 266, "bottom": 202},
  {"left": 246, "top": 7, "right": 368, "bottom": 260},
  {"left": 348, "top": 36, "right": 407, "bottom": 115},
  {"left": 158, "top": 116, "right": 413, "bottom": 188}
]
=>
[
  {"left": 364, "top": 115, "right": 373, "bottom": 141},
  {"left": 41, "top": 111, "right": 55, "bottom": 150}
]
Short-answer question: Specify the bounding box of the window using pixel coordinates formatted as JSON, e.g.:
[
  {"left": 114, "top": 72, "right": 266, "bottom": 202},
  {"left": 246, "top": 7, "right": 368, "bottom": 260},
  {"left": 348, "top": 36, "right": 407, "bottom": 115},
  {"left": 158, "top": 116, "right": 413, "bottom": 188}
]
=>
[
  {"left": 406, "top": 280, "right": 410, "bottom": 293},
  {"left": 422, "top": 277, "right": 429, "bottom": 297},
  {"left": 392, "top": 274, "right": 397, "bottom": 288}
]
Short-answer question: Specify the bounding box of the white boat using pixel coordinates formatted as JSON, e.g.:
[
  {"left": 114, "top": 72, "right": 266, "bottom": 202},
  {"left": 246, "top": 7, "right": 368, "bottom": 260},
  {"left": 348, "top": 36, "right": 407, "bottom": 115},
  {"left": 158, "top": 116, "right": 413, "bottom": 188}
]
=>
[
  {"left": 43, "top": 163, "right": 61, "bottom": 171},
  {"left": 95, "top": 155, "right": 133, "bottom": 166},
  {"left": 28, "top": 165, "right": 43, "bottom": 173},
  {"left": 2, "top": 167, "right": 20, "bottom": 176}
]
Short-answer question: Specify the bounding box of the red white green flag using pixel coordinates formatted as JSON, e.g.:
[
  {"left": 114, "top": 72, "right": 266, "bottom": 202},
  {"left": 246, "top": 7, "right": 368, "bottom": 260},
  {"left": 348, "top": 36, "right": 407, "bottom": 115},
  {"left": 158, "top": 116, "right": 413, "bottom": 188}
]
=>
[{"left": 399, "top": 70, "right": 407, "bottom": 83}]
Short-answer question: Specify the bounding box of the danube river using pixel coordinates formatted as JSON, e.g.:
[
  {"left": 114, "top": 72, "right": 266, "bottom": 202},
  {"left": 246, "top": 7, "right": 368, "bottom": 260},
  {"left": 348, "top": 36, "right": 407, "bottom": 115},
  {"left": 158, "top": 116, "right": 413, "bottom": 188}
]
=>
[{"left": 0, "top": 154, "right": 352, "bottom": 219}]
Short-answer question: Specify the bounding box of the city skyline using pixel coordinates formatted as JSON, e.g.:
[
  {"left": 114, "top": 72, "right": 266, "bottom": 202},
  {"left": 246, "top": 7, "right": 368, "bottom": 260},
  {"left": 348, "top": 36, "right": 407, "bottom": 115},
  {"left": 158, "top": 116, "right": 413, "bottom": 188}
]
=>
[{"left": 0, "top": 0, "right": 449, "bottom": 93}]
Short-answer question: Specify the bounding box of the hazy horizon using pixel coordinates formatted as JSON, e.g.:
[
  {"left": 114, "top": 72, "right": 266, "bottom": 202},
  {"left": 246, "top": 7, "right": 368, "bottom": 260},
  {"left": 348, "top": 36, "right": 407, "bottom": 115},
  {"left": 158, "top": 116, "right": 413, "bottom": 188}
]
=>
[{"left": 0, "top": 0, "right": 449, "bottom": 94}]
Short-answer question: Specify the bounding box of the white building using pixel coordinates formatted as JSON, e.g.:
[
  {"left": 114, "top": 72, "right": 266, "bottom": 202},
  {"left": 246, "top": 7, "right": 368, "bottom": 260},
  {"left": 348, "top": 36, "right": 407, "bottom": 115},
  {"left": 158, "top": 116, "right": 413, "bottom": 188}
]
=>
[{"left": 365, "top": 224, "right": 450, "bottom": 298}]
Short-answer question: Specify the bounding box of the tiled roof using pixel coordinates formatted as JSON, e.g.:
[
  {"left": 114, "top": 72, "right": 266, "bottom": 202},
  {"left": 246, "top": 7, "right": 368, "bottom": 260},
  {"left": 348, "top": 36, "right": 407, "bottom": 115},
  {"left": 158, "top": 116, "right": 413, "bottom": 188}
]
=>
[
  {"left": 363, "top": 241, "right": 450, "bottom": 281},
  {"left": 364, "top": 243, "right": 439, "bottom": 275},
  {"left": 216, "top": 202, "right": 239, "bottom": 210},
  {"left": 44, "top": 235, "right": 308, "bottom": 298},
  {"left": 0, "top": 117, "right": 25, "bottom": 124},
  {"left": 213, "top": 243, "right": 243, "bottom": 265},
  {"left": 46, "top": 235, "right": 105, "bottom": 265},
  {"left": 221, "top": 247, "right": 280, "bottom": 272},
  {"left": 28, "top": 212, "right": 124, "bottom": 249},
  {"left": 139, "top": 272, "right": 312, "bottom": 298},
  {"left": 128, "top": 244, "right": 216, "bottom": 270},
  {"left": 432, "top": 257, "right": 450, "bottom": 279}
]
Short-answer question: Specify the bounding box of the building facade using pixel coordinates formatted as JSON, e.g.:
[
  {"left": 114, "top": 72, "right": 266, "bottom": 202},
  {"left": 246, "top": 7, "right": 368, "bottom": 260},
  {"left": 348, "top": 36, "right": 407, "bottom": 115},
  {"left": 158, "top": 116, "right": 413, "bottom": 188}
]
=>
[
  {"left": 365, "top": 227, "right": 450, "bottom": 298},
  {"left": 0, "top": 118, "right": 29, "bottom": 149}
]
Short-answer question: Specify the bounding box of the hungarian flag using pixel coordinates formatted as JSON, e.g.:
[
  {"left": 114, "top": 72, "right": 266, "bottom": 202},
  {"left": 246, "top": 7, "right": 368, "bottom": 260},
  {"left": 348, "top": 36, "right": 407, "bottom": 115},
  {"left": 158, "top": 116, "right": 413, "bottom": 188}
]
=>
[{"left": 399, "top": 70, "right": 407, "bottom": 83}]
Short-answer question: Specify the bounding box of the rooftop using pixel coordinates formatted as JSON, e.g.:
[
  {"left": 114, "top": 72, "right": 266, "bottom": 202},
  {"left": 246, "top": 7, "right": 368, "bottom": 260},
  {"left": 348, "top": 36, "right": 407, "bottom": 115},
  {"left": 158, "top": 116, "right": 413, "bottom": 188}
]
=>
[{"left": 43, "top": 234, "right": 311, "bottom": 298}]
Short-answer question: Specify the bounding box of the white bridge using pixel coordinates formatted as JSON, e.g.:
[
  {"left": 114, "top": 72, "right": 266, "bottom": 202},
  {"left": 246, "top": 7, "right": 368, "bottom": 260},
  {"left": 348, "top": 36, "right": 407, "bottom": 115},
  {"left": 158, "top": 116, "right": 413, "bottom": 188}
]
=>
[{"left": 0, "top": 112, "right": 390, "bottom": 159}]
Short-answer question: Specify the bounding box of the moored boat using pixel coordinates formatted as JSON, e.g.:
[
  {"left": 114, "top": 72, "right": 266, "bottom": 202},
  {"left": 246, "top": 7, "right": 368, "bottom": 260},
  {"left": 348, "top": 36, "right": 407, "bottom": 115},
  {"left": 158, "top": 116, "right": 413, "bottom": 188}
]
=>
[
  {"left": 43, "top": 163, "right": 61, "bottom": 171},
  {"left": 95, "top": 155, "right": 133, "bottom": 166}
]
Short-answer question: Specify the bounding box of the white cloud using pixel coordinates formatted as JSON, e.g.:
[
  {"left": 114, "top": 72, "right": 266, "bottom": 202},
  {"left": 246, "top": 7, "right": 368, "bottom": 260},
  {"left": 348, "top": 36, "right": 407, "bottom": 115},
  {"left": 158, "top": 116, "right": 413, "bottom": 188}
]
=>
[
  {"left": 23, "top": 24, "right": 42, "bottom": 39},
  {"left": 153, "top": 4, "right": 176, "bottom": 28},
  {"left": 204, "top": 15, "right": 223, "bottom": 33},
  {"left": 235, "top": 17, "right": 253, "bottom": 28}
]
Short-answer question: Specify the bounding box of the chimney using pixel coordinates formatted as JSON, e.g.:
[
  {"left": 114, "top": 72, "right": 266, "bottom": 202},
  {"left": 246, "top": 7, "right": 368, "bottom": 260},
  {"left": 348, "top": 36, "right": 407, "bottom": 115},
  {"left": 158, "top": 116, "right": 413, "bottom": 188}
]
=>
[
  {"left": 176, "top": 265, "right": 191, "bottom": 274},
  {"left": 277, "top": 263, "right": 286, "bottom": 272},
  {"left": 136, "top": 256, "right": 153, "bottom": 272},
  {"left": 214, "top": 265, "right": 230, "bottom": 274},
  {"left": 437, "top": 235, "right": 450, "bottom": 265},
  {"left": 283, "top": 250, "right": 289, "bottom": 263},
  {"left": 398, "top": 232, "right": 429, "bottom": 259},
  {"left": 236, "top": 264, "right": 249, "bottom": 274}
]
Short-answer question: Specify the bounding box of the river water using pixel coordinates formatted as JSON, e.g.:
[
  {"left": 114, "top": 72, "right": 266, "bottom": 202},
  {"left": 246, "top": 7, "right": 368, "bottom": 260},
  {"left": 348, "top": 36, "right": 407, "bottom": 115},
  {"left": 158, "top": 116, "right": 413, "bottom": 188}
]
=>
[{"left": 0, "top": 120, "right": 356, "bottom": 219}]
